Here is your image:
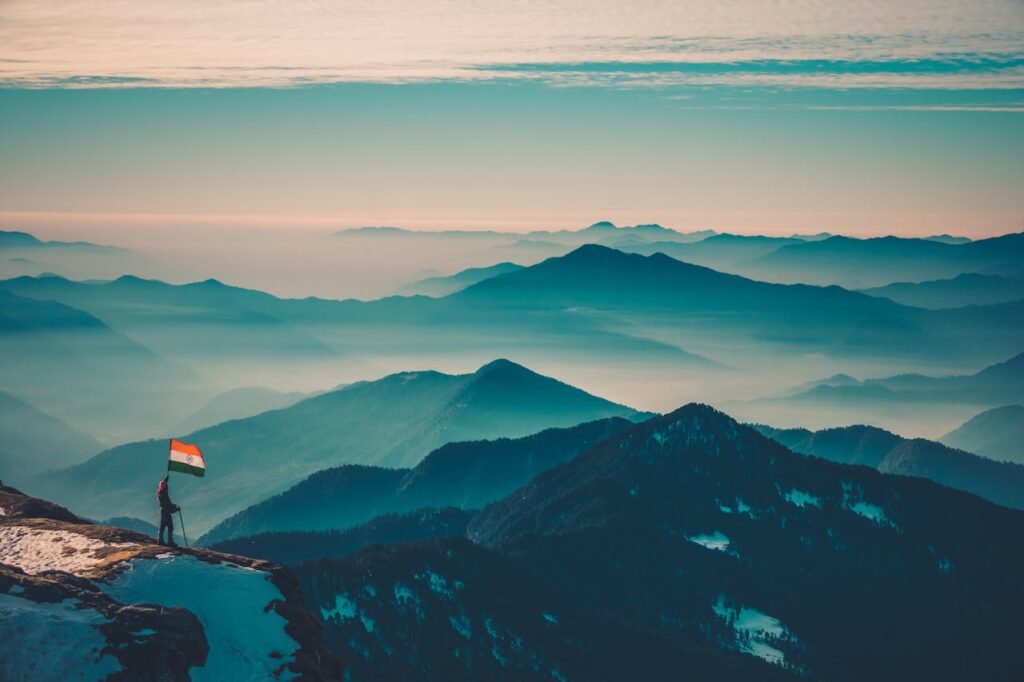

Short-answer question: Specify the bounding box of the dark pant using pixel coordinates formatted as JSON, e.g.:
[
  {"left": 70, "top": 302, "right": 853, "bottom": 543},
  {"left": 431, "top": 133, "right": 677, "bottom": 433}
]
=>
[{"left": 159, "top": 509, "right": 175, "bottom": 542}]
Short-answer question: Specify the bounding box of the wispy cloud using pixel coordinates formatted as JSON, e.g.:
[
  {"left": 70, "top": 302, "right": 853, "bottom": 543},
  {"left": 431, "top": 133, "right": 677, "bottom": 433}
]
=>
[{"left": 1, "top": 0, "right": 1022, "bottom": 91}]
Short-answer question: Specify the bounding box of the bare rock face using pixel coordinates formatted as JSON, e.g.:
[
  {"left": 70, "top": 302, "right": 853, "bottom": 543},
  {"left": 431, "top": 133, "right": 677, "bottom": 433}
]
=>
[
  {"left": 0, "top": 483, "right": 342, "bottom": 681},
  {"left": 101, "top": 604, "right": 210, "bottom": 681}
]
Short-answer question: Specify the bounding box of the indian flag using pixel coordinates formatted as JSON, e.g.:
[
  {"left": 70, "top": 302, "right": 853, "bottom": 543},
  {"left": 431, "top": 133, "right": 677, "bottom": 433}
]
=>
[{"left": 168, "top": 439, "right": 206, "bottom": 477}]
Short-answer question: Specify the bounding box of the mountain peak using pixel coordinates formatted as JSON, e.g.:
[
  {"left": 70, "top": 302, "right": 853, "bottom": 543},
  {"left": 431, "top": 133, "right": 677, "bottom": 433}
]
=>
[
  {"left": 658, "top": 401, "right": 732, "bottom": 425},
  {"left": 584, "top": 220, "right": 617, "bottom": 230},
  {"left": 473, "top": 358, "right": 533, "bottom": 377},
  {"left": 561, "top": 242, "right": 628, "bottom": 261}
]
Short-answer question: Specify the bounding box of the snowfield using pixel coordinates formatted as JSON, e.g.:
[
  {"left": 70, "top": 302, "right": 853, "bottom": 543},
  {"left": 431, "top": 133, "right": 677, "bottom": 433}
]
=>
[
  {"left": 713, "top": 595, "right": 793, "bottom": 666},
  {"left": 0, "top": 525, "right": 136, "bottom": 575},
  {"left": 686, "top": 531, "right": 732, "bottom": 552},
  {"left": 101, "top": 554, "right": 301, "bottom": 682}
]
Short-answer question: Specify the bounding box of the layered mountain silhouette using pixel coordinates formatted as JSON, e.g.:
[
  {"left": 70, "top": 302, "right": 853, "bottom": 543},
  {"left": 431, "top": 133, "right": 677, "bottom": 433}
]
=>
[
  {"left": 199, "top": 417, "right": 633, "bottom": 545},
  {"left": 860, "top": 272, "right": 1024, "bottom": 309},
  {"left": 338, "top": 221, "right": 714, "bottom": 248},
  {"left": 941, "top": 405, "right": 1024, "bottom": 464},
  {"left": 0, "top": 230, "right": 121, "bottom": 252},
  {"left": 295, "top": 404, "right": 1022, "bottom": 681},
  {"left": 880, "top": 439, "right": 1024, "bottom": 509},
  {"left": 26, "top": 360, "right": 640, "bottom": 535},
  {"left": 396, "top": 262, "right": 524, "bottom": 297},
  {"left": 788, "top": 352, "right": 1024, "bottom": 406},
  {"left": 0, "top": 274, "right": 339, "bottom": 364},
  {"left": 745, "top": 233, "right": 1024, "bottom": 288},
  {"left": 171, "top": 386, "right": 308, "bottom": 434},
  {"left": 0, "top": 390, "right": 103, "bottom": 483},
  {"left": 0, "top": 289, "right": 196, "bottom": 444},
  {"left": 625, "top": 233, "right": 805, "bottom": 271},
  {"left": 444, "top": 243, "right": 1024, "bottom": 363},
  {"left": 755, "top": 423, "right": 1024, "bottom": 509}
]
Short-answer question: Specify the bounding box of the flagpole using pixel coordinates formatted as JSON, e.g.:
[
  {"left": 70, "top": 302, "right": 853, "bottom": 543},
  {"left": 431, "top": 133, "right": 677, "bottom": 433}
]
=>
[{"left": 178, "top": 509, "right": 189, "bottom": 548}]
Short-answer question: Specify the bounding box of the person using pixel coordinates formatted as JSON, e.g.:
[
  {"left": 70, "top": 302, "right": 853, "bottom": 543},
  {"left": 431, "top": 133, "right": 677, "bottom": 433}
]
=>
[{"left": 157, "top": 474, "right": 180, "bottom": 546}]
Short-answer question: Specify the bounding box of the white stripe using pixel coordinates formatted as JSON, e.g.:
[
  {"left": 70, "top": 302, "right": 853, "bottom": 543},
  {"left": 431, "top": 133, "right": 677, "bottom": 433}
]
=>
[{"left": 170, "top": 449, "right": 206, "bottom": 468}]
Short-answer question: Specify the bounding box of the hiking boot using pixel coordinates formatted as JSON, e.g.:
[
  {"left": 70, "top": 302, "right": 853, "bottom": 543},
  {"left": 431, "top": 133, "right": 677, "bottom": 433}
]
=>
[
  {"left": 157, "top": 538, "right": 166, "bottom": 546},
  {"left": 167, "top": 540, "right": 178, "bottom": 547}
]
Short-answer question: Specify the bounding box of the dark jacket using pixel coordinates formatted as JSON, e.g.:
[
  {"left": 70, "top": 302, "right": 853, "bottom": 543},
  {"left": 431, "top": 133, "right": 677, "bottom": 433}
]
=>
[{"left": 157, "top": 480, "right": 178, "bottom": 513}]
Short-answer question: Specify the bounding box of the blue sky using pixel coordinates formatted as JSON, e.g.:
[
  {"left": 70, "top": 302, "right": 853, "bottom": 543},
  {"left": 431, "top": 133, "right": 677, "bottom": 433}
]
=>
[{"left": 1, "top": 0, "right": 1022, "bottom": 236}]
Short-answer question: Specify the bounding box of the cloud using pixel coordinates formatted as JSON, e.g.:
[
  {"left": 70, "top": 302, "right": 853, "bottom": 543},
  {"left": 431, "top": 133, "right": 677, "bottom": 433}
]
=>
[{"left": 0, "top": 0, "right": 1022, "bottom": 89}]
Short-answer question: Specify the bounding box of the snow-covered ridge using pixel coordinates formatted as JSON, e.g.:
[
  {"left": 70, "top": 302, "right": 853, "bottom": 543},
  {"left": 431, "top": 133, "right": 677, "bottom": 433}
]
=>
[
  {"left": 0, "top": 483, "right": 341, "bottom": 681},
  {"left": 0, "top": 525, "right": 136, "bottom": 576}
]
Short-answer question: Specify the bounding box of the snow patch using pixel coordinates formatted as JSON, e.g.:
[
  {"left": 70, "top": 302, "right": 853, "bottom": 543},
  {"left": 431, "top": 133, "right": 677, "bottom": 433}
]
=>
[
  {"left": 850, "top": 501, "right": 891, "bottom": 525},
  {"left": 101, "top": 555, "right": 299, "bottom": 682},
  {"left": 719, "top": 498, "right": 754, "bottom": 516},
  {"left": 0, "top": 593, "right": 122, "bottom": 681},
  {"left": 841, "top": 482, "right": 896, "bottom": 528},
  {"left": 938, "top": 558, "right": 954, "bottom": 573},
  {"left": 0, "top": 525, "right": 135, "bottom": 576},
  {"left": 542, "top": 612, "right": 558, "bottom": 624},
  {"left": 484, "top": 616, "right": 499, "bottom": 639},
  {"left": 415, "top": 569, "right": 458, "bottom": 598},
  {"left": 629, "top": 485, "right": 640, "bottom": 497},
  {"left": 393, "top": 582, "right": 423, "bottom": 620},
  {"left": 321, "top": 593, "right": 357, "bottom": 623},
  {"left": 0, "top": 505, "right": 7, "bottom": 516},
  {"left": 686, "top": 531, "right": 731, "bottom": 553},
  {"left": 783, "top": 489, "right": 820, "bottom": 508},
  {"left": 393, "top": 583, "right": 417, "bottom": 606},
  {"left": 359, "top": 613, "right": 375, "bottom": 633},
  {"left": 713, "top": 596, "right": 792, "bottom": 666},
  {"left": 449, "top": 614, "right": 472, "bottom": 639}
]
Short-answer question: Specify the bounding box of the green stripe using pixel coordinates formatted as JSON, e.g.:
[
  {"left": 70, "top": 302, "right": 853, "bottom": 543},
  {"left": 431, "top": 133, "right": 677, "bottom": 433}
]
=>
[{"left": 168, "top": 460, "right": 205, "bottom": 477}]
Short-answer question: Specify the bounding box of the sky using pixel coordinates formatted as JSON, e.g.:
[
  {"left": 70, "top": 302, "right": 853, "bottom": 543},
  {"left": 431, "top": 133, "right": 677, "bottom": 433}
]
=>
[{"left": 1, "top": 0, "right": 1023, "bottom": 237}]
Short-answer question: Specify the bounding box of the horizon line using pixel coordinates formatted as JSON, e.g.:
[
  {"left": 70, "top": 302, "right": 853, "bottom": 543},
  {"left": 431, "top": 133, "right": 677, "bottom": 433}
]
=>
[{"left": 2, "top": 210, "right": 1021, "bottom": 241}]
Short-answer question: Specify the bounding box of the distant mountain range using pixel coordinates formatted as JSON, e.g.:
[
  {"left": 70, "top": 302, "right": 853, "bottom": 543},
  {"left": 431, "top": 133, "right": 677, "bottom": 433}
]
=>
[
  {"left": 0, "top": 390, "right": 103, "bottom": 484},
  {"left": 5, "top": 238, "right": 1023, "bottom": 453},
  {"left": 787, "top": 351, "right": 1024, "bottom": 407},
  {"left": 941, "top": 405, "right": 1024, "bottom": 464},
  {"left": 0, "top": 274, "right": 339, "bottom": 366},
  {"left": 859, "top": 273, "right": 1024, "bottom": 309},
  {"left": 624, "top": 233, "right": 807, "bottom": 271},
  {"left": 755, "top": 423, "right": 1024, "bottom": 510},
  {"left": 740, "top": 233, "right": 1024, "bottom": 288},
  {"left": 0, "top": 230, "right": 121, "bottom": 252},
  {"left": 25, "top": 360, "right": 641, "bottom": 535},
  {"left": 337, "top": 223, "right": 1015, "bottom": 292},
  {"left": 200, "top": 417, "right": 634, "bottom": 546},
  {"left": 447, "top": 244, "right": 1024, "bottom": 361},
  {"left": 171, "top": 386, "right": 308, "bottom": 434},
  {"left": 396, "top": 262, "right": 524, "bottom": 297},
  {"left": 294, "top": 404, "right": 1023, "bottom": 681},
  {"left": 0, "top": 289, "right": 197, "bottom": 444},
  {"left": 338, "top": 221, "right": 716, "bottom": 248}
]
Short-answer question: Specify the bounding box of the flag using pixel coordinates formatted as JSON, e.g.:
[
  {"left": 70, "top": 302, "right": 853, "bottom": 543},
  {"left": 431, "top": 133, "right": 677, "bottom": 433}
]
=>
[{"left": 168, "top": 439, "right": 205, "bottom": 477}]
